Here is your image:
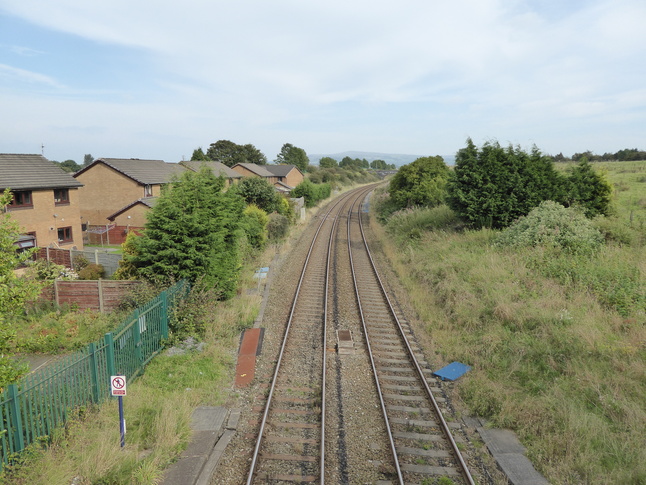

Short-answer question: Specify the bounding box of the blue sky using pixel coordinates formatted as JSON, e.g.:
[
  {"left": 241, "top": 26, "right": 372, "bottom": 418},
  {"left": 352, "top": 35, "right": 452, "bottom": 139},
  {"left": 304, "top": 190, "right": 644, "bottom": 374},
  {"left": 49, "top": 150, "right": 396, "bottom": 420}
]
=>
[{"left": 1, "top": 0, "right": 645, "bottom": 164}]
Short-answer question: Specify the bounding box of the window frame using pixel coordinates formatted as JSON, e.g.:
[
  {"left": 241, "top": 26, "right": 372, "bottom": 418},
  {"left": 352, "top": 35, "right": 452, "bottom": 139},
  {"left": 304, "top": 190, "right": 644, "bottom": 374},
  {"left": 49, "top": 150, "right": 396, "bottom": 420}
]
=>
[
  {"left": 8, "top": 190, "right": 33, "bottom": 209},
  {"left": 54, "top": 188, "right": 70, "bottom": 206},
  {"left": 57, "top": 226, "right": 73, "bottom": 244}
]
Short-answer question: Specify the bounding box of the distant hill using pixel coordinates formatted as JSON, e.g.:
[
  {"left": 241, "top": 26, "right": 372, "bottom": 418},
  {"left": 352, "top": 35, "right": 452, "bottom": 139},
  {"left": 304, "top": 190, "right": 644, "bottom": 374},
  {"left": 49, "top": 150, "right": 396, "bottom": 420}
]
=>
[{"left": 309, "top": 151, "right": 455, "bottom": 167}]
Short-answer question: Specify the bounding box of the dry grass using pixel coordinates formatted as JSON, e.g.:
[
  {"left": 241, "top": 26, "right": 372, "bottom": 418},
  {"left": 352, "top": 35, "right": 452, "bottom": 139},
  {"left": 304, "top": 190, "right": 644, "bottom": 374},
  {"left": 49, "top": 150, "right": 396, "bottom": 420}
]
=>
[{"left": 370, "top": 185, "right": 646, "bottom": 483}]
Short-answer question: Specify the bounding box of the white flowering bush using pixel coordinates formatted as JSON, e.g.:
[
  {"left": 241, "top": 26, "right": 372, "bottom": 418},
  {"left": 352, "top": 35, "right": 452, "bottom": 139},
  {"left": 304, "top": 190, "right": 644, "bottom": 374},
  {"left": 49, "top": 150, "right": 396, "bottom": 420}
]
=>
[{"left": 494, "top": 200, "right": 604, "bottom": 254}]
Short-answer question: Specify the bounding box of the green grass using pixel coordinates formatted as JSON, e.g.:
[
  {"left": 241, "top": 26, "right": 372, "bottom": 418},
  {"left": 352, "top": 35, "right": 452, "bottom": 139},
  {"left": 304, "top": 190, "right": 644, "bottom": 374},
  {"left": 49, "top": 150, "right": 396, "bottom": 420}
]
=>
[{"left": 373, "top": 161, "right": 646, "bottom": 484}]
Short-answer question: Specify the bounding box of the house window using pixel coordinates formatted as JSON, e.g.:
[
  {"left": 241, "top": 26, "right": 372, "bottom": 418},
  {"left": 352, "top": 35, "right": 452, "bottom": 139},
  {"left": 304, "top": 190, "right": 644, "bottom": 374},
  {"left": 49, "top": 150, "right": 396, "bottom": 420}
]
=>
[
  {"left": 144, "top": 184, "right": 153, "bottom": 197},
  {"left": 54, "top": 188, "right": 70, "bottom": 205},
  {"left": 8, "top": 191, "right": 33, "bottom": 208},
  {"left": 57, "top": 226, "right": 73, "bottom": 243}
]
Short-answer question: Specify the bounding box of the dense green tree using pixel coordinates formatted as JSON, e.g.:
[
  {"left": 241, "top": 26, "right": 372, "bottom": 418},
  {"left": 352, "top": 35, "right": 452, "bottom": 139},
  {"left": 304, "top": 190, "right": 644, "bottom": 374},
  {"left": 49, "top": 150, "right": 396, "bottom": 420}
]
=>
[
  {"left": 241, "top": 144, "right": 268, "bottom": 165},
  {"left": 83, "top": 154, "right": 94, "bottom": 167},
  {"left": 191, "top": 147, "right": 209, "bottom": 161},
  {"left": 1, "top": 190, "right": 45, "bottom": 386},
  {"left": 447, "top": 139, "right": 565, "bottom": 229},
  {"left": 59, "top": 159, "right": 81, "bottom": 172},
  {"left": 563, "top": 158, "right": 613, "bottom": 217},
  {"left": 388, "top": 156, "right": 449, "bottom": 209},
  {"left": 319, "top": 156, "right": 338, "bottom": 168},
  {"left": 232, "top": 176, "right": 281, "bottom": 213},
  {"left": 275, "top": 143, "right": 309, "bottom": 172},
  {"left": 206, "top": 140, "right": 267, "bottom": 166},
  {"left": 370, "top": 159, "right": 388, "bottom": 170},
  {"left": 127, "top": 168, "right": 244, "bottom": 298}
]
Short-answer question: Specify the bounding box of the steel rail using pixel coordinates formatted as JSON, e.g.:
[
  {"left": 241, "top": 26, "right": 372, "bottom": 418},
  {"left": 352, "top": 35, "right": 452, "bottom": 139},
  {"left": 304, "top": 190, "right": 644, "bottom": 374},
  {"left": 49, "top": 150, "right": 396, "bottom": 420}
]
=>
[
  {"left": 245, "top": 189, "right": 358, "bottom": 485},
  {"left": 346, "top": 190, "right": 406, "bottom": 484},
  {"left": 355, "top": 191, "right": 476, "bottom": 485}
]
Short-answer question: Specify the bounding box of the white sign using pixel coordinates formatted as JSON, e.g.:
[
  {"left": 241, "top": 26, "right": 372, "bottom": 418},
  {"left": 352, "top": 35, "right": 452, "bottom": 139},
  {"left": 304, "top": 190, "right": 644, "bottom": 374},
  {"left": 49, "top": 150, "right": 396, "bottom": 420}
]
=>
[{"left": 111, "top": 375, "right": 127, "bottom": 396}]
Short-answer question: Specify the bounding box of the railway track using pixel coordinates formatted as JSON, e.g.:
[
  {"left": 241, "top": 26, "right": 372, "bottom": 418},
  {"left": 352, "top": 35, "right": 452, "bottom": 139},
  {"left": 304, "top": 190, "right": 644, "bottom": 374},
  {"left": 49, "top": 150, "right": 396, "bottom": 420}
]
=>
[{"left": 243, "top": 185, "right": 476, "bottom": 484}]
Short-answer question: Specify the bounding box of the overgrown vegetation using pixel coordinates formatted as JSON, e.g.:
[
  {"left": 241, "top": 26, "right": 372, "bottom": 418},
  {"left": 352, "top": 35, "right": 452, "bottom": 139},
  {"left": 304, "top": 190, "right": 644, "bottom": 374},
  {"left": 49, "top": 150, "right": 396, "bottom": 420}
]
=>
[
  {"left": 0, "top": 287, "right": 260, "bottom": 485},
  {"left": 372, "top": 160, "right": 645, "bottom": 484}
]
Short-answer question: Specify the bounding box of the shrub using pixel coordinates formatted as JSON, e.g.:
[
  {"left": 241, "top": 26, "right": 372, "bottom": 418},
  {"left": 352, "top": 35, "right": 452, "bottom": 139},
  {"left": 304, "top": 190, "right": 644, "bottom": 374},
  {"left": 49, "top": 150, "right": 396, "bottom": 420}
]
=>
[
  {"left": 386, "top": 205, "right": 460, "bottom": 242},
  {"left": 241, "top": 204, "right": 268, "bottom": 249},
  {"left": 267, "top": 213, "right": 290, "bottom": 240},
  {"left": 73, "top": 254, "right": 90, "bottom": 272},
  {"left": 495, "top": 201, "right": 604, "bottom": 254},
  {"left": 78, "top": 263, "right": 105, "bottom": 280}
]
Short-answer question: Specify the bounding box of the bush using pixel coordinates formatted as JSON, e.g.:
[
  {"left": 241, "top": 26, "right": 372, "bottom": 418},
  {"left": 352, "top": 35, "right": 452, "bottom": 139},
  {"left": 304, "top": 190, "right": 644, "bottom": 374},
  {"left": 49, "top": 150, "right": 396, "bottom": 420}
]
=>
[
  {"left": 73, "top": 254, "right": 90, "bottom": 272},
  {"left": 267, "top": 213, "right": 290, "bottom": 240},
  {"left": 78, "top": 263, "right": 105, "bottom": 280},
  {"left": 495, "top": 201, "right": 604, "bottom": 254},
  {"left": 386, "top": 205, "right": 460, "bottom": 242},
  {"left": 241, "top": 204, "right": 268, "bottom": 249}
]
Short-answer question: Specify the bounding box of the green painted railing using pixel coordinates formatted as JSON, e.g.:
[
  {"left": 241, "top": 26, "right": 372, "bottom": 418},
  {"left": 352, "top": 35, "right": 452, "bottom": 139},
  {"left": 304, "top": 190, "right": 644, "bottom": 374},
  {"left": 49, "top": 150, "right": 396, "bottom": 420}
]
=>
[{"left": 0, "top": 279, "right": 189, "bottom": 469}]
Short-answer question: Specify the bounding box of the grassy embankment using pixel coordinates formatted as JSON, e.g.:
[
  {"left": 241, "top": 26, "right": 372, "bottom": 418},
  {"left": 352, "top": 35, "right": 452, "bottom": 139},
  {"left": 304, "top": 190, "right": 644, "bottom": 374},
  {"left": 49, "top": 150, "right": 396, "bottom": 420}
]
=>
[{"left": 370, "top": 160, "right": 645, "bottom": 484}]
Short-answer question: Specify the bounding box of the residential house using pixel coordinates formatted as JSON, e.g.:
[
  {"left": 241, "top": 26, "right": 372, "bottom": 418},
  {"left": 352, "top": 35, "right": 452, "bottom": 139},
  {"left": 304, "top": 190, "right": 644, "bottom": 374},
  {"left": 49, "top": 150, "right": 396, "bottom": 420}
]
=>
[
  {"left": 231, "top": 163, "right": 304, "bottom": 193},
  {"left": 73, "top": 158, "right": 187, "bottom": 244},
  {"left": 0, "top": 153, "right": 84, "bottom": 250},
  {"left": 265, "top": 164, "right": 304, "bottom": 191},
  {"left": 179, "top": 160, "right": 242, "bottom": 186},
  {"left": 73, "top": 158, "right": 187, "bottom": 224}
]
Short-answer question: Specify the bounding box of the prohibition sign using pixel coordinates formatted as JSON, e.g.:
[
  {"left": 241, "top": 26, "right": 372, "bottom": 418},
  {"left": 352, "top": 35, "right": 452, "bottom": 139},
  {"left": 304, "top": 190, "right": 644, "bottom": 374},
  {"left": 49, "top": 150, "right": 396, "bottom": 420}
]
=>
[{"left": 111, "top": 375, "right": 127, "bottom": 396}]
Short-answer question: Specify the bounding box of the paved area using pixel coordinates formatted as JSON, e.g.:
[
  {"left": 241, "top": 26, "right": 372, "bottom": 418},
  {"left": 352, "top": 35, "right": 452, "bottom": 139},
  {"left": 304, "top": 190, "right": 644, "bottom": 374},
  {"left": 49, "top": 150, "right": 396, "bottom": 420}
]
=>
[
  {"left": 160, "top": 406, "right": 240, "bottom": 485},
  {"left": 464, "top": 417, "right": 550, "bottom": 485}
]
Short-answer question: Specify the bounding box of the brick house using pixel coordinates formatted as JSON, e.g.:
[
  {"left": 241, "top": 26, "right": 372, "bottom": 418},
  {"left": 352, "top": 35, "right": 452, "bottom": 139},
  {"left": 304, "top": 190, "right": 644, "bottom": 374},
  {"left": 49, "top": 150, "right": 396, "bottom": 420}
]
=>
[
  {"left": 73, "top": 158, "right": 187, "bottom": 226},
  {"left": 231, "top": 163, "right": 304, "bottom": 193},
  {"left": 179, "top": 160, "right": 242, "bottom": 186},
  {"left": 0, "top": 153, "right": 85, "bottom": 250}
]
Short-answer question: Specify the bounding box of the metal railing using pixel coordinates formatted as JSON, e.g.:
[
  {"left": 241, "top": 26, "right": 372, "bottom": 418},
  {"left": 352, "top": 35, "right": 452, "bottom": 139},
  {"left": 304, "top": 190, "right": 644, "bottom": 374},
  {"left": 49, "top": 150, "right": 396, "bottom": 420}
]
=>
[{"left": 0, "top": 279, "right": 189, "bottom": 468}]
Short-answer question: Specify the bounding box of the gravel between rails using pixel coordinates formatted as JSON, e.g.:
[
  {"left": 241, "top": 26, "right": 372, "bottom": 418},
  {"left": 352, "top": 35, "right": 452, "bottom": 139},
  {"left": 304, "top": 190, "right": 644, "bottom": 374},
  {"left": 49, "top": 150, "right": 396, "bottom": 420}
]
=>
[{"left": 212, "top": 187, "right": 506, "bottom": 485}]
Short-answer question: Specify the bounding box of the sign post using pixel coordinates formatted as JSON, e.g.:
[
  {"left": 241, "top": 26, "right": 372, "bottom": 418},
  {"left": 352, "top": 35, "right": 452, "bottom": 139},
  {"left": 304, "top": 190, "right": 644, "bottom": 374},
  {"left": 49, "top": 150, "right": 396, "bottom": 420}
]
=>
[{"left": 110, "top": 375, "right": 127, "bottom": 447}]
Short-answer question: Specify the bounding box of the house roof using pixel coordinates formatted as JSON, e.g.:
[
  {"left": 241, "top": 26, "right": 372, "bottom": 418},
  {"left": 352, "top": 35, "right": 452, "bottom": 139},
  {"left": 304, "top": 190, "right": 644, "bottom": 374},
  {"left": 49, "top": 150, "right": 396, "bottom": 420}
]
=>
[
  {"left": 0, "top": 153, "right": 84, "bottom": 191},
  {"left": 107, "top": 197, "right": 158, "bottom": 221},
  {"left": 265, "top": 164, "right": 301, "bottom": 177},
  {"left": 180, "top": 161, "right": 242, "bottom": 178},
  {"left": 232, "top": 163, "right": 275, "bottom": 178},
  {"left": 274, "top": 181, "right": 295, "bottom": 192},
  {"left": 74, "top": 158, "right": 187, "bottom": 184}
]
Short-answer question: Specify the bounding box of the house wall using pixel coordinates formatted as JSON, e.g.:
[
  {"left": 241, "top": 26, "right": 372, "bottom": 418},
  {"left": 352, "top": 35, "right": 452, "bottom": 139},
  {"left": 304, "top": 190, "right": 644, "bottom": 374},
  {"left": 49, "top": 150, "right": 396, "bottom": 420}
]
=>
[
  {"left": 110, "top": 203, "right": 150, "bottom": 227},
  {"left": 283, "top": 169, "right": 304, "bottom": 188},
  {"left": 75, "top": 163, "right": 154, "bottom": 224},
  {"left": 7, "top": 188, "right": 84, "bottom": 249}
]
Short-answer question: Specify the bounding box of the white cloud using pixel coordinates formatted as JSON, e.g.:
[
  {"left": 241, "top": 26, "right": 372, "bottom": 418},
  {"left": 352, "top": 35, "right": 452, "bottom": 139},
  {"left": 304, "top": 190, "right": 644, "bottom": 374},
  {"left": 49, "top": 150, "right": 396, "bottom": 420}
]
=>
[
  {"left": 0, "top": 63, "right": 63, "bottom": 88},
  {"left": 0, "top": 0, "right": 645, "bottom": 159}
]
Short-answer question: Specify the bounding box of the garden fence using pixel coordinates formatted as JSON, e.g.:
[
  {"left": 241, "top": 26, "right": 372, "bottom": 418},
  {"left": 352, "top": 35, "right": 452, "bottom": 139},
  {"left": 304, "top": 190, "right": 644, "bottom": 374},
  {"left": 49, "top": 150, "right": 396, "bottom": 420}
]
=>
[{"left": 0, "top": 279, "right": 189, "bottom": 469}]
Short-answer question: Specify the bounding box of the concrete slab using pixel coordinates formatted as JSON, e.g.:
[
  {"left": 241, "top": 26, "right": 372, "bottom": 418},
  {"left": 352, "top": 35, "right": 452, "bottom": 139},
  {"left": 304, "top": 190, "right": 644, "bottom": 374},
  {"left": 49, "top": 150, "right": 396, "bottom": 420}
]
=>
[
  {"left": 477, "top": 427, "right": 550, "bottom": 485},
  {"left": 160, "top": 407, "right": 228, "bottom": 485}
]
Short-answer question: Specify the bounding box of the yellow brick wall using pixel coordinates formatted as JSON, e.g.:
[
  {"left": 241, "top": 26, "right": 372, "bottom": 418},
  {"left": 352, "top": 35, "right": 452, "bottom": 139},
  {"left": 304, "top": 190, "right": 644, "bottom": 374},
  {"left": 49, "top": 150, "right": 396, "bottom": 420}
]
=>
[
  {"left": 110, "top": 202, "right": 150, "bottom": 227},
  {"left": 7, "top": 188, "right": 84, "bottom": 249},
  {"left": 284, "top": 169, "right": 304, "bottom": 188},
  {"left": 75, "top": 164, "right": 149, "bottom": 224}
]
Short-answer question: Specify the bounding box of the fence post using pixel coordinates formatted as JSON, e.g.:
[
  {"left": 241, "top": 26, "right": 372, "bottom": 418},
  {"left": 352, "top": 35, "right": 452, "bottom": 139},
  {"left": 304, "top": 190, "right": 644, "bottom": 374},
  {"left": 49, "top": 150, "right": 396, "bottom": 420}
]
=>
[
  {"left": 7, "top": 385, "right": 25, "bottom": 453},
  {"left": 161, "top": 290, "right": 169, "bottom": 340},
  {"left": 88, "top": 342, "right": 100, "bottom": 404},
  {"left": 98, "top": 279, "right": 104, "bottom": 313},
  {"left": 133, "top": 309, "right": 143, "bottom": 369},
  {"left": 105, "top": 332, "right": 116, "bottom": 378}
]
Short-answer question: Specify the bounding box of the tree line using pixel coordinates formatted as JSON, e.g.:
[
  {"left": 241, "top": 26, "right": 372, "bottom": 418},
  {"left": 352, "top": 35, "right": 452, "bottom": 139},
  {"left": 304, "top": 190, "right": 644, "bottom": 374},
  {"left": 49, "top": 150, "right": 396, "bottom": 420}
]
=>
[
  {"left": 551, "top": 148, "right": 646, "bottom": 162},
  {"left": 386, "top": 139, "right": 613, "bottom": 230},
  {"left": 191, "top": 140, "right": 310, "bottom": 173}
]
